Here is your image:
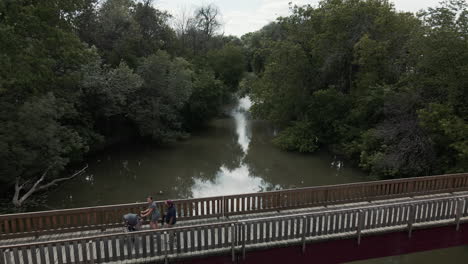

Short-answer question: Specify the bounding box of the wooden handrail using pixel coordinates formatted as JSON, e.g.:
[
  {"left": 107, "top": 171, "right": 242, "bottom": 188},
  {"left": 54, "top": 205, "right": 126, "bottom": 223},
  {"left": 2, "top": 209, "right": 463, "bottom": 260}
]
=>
[
  {"left": 0, "top": 173, "right": 467, "bottom": 238},
  {"left": 1, "top": 193, "right": 466, "bottom": 250},
  {"left": 1, "top": 194, "right": 467, "bottom": 264}
]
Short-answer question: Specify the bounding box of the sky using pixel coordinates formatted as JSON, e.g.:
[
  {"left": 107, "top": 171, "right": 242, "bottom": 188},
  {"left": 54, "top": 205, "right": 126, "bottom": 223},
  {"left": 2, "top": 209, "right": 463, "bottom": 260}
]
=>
[{"left": 155, "top": 0, "right": 442, "bottom": 37}]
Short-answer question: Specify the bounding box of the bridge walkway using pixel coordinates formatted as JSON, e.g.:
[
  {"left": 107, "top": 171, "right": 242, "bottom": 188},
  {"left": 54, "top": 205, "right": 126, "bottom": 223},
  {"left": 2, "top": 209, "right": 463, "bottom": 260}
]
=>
[{"left": 2, "top": 191, "right": 468, "bottom": 264}]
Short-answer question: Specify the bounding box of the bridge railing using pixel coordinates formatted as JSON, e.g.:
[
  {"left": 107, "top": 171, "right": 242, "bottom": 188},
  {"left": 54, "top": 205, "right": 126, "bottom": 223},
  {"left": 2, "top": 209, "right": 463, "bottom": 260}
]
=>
[
  {"left": 1, "top": 173, "right": 467, "bottom": 238},
  {"left": 222, "top": 173, "right": 468, "bottom": 216},
  {"left": 1, "top": 194, "right": 468, "bottom": 264},
  {"left": 0, "top": 196, "right": 224, "bottom": 238}
]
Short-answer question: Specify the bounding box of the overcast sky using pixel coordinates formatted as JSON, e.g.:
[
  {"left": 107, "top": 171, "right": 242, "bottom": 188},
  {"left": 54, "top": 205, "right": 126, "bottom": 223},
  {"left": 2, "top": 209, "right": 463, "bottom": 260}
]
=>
[{"left": 155, "top": 0, "right": 442, "bottom": 37}]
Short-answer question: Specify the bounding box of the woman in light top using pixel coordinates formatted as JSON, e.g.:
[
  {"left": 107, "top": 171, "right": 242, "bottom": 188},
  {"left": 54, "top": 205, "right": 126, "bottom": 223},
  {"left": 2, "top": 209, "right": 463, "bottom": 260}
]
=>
[{"left": 140, "top": 196, "right": 161, "bottom": 229}]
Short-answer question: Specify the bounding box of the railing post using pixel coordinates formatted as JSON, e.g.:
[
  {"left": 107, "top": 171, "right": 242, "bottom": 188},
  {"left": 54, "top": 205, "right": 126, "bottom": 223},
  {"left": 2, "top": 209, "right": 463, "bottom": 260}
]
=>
[
  {"left": 164, "top": 231, "right": 169, "bottom": 264},
  {"left": 231, "top": 223, "right": 236, "bottom": 263},
  {"left": 408, "top": 205, "right": 416, "bottom": 238},
  {"left": 456, "top": 198, "right": 465, "bottom": 231},
  {"left": 301, "top": 216, "right": 307, "bottom": 254},
  {"left": 88, "top": 240, "right": 95, "bottom": 264},
  {"left": 356, "top": 210, "right": 364, "bottom": 245},
  {"left": 222, "top": 196, "right": 225, "bottom": 218},
  {"left": 242, "top": 222, "right": 246, "bottom": 260}
]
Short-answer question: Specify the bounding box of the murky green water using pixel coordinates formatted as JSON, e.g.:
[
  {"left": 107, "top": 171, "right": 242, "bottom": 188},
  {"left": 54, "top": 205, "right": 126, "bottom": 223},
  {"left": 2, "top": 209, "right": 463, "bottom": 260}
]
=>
[
  {"left": 348, "top": 245, "right": 468, "bottom": 264},
  {"left": 45, "top": 97, "right": 367, "bottom": 209},
  {"left": 42, "top": 97, "right": 466, "bottom": 263}
]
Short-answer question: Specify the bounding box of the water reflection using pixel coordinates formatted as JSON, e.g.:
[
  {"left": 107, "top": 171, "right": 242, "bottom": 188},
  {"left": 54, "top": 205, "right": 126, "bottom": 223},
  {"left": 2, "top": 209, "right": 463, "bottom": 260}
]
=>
[
  {"left": 192, "top": 164, "right": 275, "bottom": 197},
  {"left": 45, "top": 96, "right": 367, "bottom": 209},
  {"left": 233, "top": 97, "right": 252, "bottom": 154},
  {"left": 190, "top": 97, "right": 274, "bottom": 197}
]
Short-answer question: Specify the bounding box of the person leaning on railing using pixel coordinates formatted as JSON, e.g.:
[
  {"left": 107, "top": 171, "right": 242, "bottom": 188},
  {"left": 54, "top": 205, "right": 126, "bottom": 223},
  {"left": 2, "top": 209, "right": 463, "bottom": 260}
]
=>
[
  {"left": 123, "top": 213, "right": 142, "bottom": 232},
  {"left": 140, "top": 196, "right": 161, "bottom": 229},
  {"left": 163, "top": 200, "right": 177, "bottom": 227}
]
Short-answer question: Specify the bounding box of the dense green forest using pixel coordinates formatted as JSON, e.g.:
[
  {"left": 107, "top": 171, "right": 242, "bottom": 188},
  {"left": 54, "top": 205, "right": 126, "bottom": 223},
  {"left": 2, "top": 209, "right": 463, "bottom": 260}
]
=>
[
  {"left": 244, "top": 0, "right": 467, "bottom": 179},
  {"left": 0, "top": 0, "right": 467, "bottom": 208},
  {"left": 0, "top": 0, "right": 245, "bottom": 207}
]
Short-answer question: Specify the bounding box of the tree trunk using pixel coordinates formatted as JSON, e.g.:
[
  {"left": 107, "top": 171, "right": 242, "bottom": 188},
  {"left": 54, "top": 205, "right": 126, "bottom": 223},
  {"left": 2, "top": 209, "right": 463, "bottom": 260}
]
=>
[{"left": 12, "top": 164, "right": 88, "bottom": 207}]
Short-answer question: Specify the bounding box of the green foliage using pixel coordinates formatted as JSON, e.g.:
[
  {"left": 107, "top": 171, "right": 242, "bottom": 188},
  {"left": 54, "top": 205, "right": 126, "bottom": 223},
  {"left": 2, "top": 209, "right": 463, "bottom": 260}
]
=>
[
  {"left": 185, "top": 70, "right": 226, "bottom": 127},
  {"left": 0, "top": 93, "right": 87, "bottom": 185},
  {"left": 273, "top": 121, "right": 318, "bottom": 153},
  {"left": 207, "top": 44, "right": 246, "bottom": 91},
  {"left": 128, "top": 51, "right": 193, "bottom": 142},
  {"left": 306, "top": 89, "right": 352, "bottom": 144},
  {"left": 419, "top": 104, "right": 468, "bottom": 173},
  {"left": 0, "top": 0, "right": 245, "bottom": 205},
  {"left": 250, "top": 41, "right": 310, "bottom": 125},
  {"left": 245, "top": 0, "right": 467, "bottom": 178}
]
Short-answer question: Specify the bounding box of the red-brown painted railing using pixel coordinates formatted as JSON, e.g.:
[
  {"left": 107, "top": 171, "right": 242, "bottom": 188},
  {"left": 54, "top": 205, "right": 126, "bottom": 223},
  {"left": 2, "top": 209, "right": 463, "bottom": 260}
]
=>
[
  {"left": 0, "top": 173, "right": 467, "bottom": 238},
  {"left": 2, "top": 194, "right": 468, "bottom": 264}
]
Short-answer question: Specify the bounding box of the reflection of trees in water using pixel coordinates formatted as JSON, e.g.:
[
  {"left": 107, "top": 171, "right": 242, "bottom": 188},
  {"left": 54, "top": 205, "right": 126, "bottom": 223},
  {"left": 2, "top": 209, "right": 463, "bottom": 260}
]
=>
[
  {"left": 169, "top": 119, "right": 246, "bottom": 198},
  {"left": 241, "top": 120, "right": 285, "bottom": 190}
]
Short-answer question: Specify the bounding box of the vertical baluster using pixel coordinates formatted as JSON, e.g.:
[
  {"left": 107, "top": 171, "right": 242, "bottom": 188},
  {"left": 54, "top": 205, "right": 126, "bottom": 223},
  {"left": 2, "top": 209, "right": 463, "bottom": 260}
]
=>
[
  {"left": 433, "top": 200, "right": 440, "bottom": 221},
  {"left": 370, "top": 209, "right": 376, "bottom": 229},
  {"left": 187, "top": 228, "right": 194, "bottom": 252},
  {"left": 338, "top": 213, "right": 344, "bottom": 232},
  {"left": 377, "top": 208, "right": 382, "bottom": 228},
  {"left": 317, "top": 214, "right": 323, "bottom": 236},
  {"left": 118, "top": 236, "right": 125, "bottom": 260},
  {"left": 276, "top": 220, "right": 282, "bottom": 241},
  {"left": 241, "top": 223, "right": 246, "bottom": 260},
  {"left": 210, "top": 226, "right": 215, "bottom": 249},
  {"left": 356, "top": 210, "right": 364, "bottom": 245},
  {"left": 55, "top": 243, "right": 64, "bottom": 264},
  {"left": 408, "top": 205, "right": 416, "bottom": 238},
  {"left": 11, "top": 248, "right": 20, "bottom": 264},
  {"left": 253, "top": 222, "right": 258, "bottom": 243},
  {"left": 332, "top": 213, "right": 338, "bottom": 233},
  {"left": 216, "top": 225, "right": 222, "bottom": 248},
  {"left": 428, "top": 201, "right": 435, "bottom": 221},
  {"left": 80, "top": 240, "right": 88, "bottom": 263},
  {"left": 204, "top": 227, "right": 209, "bottom": 250},
  {"left": 22, "top": 245, "right": 31, "bottom": 264},
  {"left": 104, "top": 238, "right": 111, "bottom": 262},
  {"left": 70, "top": 241, "right": 78, "bottom": 263},
  {"left": 182, "top": 229, "right": 188, "bottom": 253},
  {"left": 438, "top": 200, "right": 445, "bottom": 220},
  {"left": 295, "top": 217, "right": 301, "bottom": 238},
  {"left": 260, "top": 221, "right": 265, "bottom": 242},
  {"left": 456, "top": 199, "right": 465, "bottom": 231},
  {"left": 223, "top": 224, "right": 229, "bottom": 247},
  {"left": 203, "top": 200, "right": 207, "bottom": 216},
  {"left": 110, "top": 236, "right": 117, "bottom": 261},
  {"left": 388, "top": 207, "right": 394, "bottom": 226},
  {"left": 327, "top": 214, "right": 333, "bottom": 235},
  {"left": 140, "top": 234, "right": 147, "bottom": 258},
  {"left": 196, "top": 227, "right": 202, "bottom": 251},
  {"left": 231, "top": 224, "right": 236, "bottom": 263},
  {"left": 95, "top": 239, "right": 103, "bottom": 262},
  {"left": 345, "top": 212, "right": 351, "bottom": 232},
  {"left": 244, "top": 222, "right": 250, "bottom": 244},
  {"left": 265, "top": 220, "right": 271, "bottom": 242},
  {"left": 284, "top": 218, "right": 290, "bottom": 238}
]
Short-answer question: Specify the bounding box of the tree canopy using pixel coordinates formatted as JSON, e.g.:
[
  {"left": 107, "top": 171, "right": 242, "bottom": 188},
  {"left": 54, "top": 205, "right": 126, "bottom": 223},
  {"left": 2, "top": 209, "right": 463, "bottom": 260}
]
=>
[
  {"left": 247, "top": 0, "right": 467, "bottom": 178},
  {"left": 0, "top": 0, "right": 246, "bottom": 207}
]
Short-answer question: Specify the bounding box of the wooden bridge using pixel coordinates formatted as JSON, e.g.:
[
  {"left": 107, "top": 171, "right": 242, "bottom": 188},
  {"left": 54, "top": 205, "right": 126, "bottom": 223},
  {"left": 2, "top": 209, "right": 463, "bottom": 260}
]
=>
[{"left": 1, "top": 173, "right": 468, "bottom": 264}]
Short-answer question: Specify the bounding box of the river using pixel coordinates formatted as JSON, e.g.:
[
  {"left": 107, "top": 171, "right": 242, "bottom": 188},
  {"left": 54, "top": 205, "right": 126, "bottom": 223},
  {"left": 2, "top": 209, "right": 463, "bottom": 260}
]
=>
[
  {"left": 45, "top": 96, "right": 367, "bottom": 208},
  {"left": 44, "top": 96, "right": 466, "bottom": 263}
]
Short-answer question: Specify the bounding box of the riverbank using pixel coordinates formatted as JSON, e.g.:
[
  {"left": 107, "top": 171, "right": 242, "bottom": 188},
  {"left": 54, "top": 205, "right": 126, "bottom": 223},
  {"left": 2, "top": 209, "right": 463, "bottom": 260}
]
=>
[{"left": 40, "top": 97, "right": 368, "bottom": 210}]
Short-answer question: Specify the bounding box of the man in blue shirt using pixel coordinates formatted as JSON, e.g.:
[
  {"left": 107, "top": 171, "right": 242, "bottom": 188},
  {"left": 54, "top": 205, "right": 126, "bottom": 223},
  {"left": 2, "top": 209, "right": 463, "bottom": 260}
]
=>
[{"left": 163, "top": 200, "right": 177, "bottom": 227}]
